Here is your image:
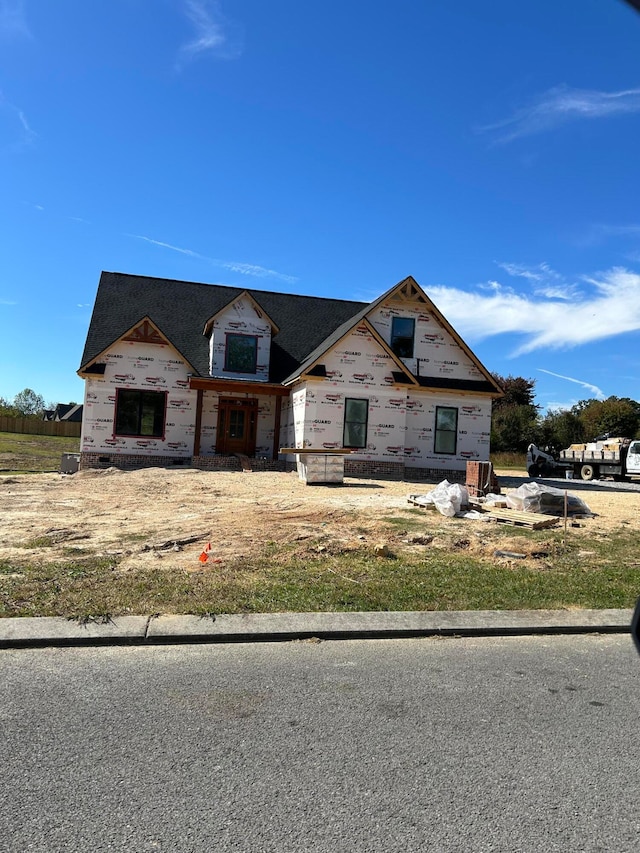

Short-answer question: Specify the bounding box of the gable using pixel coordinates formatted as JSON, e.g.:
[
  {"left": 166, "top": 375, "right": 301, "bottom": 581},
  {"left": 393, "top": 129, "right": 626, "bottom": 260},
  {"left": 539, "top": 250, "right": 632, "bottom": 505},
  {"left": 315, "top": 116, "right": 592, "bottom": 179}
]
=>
[
  {"left": 369, "top": 300, "right": 484, "bottom": 382},
  {"left": 366, "top": 277, "right": 501, "bottom": 395},
  {"left": 208, "top": 293, "right": 273, "bottom": 381},
  {"left": 305, "top": 321, "right": 416, "bottom": 388},
  {"left": 78, "top": 315, "right": 196, "bottom": 377}
]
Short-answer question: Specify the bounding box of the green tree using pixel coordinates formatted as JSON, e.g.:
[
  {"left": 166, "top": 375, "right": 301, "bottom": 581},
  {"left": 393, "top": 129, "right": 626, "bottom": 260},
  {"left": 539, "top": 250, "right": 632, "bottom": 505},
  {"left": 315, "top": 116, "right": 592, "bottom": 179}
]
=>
[
  {"left": 0, "top": 396, "right": 17, "bottom": 416},
  {"left": 491, "top": 374, "right": 539, "bottom": 452},
  {"left": 537, "top": 408, "right": 584, "bottom": 451},
  {"left": 12, "top": 388, "right": 46, "bottom": 417},
  {"left": 572, "top": 397, "right": 640, "bottom": 440}
]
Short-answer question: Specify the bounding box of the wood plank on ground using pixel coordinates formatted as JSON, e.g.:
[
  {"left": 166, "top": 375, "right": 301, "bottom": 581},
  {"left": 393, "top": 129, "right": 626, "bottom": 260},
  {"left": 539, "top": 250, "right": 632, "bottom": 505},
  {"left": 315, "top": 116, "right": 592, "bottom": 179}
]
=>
[{"left": 471, "top": 507, "right": 559, "bottom": 529}]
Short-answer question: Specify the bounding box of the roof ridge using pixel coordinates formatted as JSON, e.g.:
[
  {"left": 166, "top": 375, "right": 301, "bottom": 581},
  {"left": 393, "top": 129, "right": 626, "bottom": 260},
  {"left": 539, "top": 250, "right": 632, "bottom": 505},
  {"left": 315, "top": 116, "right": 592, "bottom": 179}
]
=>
[{"left": 101, "top": 271, "right": 367, "bottom": 306}]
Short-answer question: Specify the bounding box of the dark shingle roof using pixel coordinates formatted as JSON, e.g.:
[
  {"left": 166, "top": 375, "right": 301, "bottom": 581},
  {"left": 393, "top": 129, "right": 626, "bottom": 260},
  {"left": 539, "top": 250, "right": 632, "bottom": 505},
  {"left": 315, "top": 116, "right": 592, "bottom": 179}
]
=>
[{"left": 80, "top": 271, "right": 367, "bottom": 383}]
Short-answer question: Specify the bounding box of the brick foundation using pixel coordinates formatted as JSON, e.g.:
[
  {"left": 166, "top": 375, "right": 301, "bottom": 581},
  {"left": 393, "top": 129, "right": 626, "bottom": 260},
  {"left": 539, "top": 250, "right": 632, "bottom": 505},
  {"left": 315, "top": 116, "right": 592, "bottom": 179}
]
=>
[
  {"left": 79, "top": 452, "right": 288, "bottom": 473},
  {"left": 344, "top": 460, "right": 405, "bottom": 480},
  {"left": 79, "top": 452, "right": 468, "bottom": 484},
  {"left": 192, "top": 455, "right": 286, "bottom": 472},
  {"left": 79, "top": 452, "right": 191, "bottom": 470},
  {"left": 403, "top": 467, "right": 466, "bottom": 483}
]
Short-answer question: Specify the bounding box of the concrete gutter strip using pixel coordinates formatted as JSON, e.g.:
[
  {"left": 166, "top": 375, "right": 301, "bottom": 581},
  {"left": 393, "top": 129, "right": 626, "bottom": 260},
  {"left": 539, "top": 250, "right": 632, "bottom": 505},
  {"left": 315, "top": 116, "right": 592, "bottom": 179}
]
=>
[
  {"left": 0, "top": 615, "right": 150, "bottom": 648},
  {"left": 0, "top": 609, "right": 633, "bottom": 649}
]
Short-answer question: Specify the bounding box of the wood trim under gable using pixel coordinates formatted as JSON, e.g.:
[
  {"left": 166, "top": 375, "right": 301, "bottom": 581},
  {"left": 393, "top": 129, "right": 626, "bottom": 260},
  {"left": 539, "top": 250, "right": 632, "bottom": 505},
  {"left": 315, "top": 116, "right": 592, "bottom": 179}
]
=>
[
  {"left": 203, "top": 290, "right": 280, "bottom": 336},
  {"left": 122, "top": 318, "right": 167, "bottom": 345}
]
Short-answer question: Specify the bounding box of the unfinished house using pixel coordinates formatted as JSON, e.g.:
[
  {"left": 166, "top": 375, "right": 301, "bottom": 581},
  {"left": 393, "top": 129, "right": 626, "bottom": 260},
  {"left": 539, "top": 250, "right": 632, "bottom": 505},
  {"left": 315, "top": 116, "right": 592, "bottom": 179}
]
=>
[{"left": 78, "top": 271, "right": 502, "bottom": 478}]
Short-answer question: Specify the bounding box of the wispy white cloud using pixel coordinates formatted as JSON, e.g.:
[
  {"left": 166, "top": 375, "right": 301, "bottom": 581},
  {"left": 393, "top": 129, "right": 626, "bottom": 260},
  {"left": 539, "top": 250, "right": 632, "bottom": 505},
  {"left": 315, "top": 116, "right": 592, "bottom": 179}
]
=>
[
  {"left": 498, "top": 261, "right": 560, "bottom": 283},
  {"left": 497, "top": 260, "right": 578, "bottom": 300},
  {"left": 129, "top": 233, "right": 298, "bottom": 284},
  {"left": 0, "top": 91, "right": 36, "bottom": 149},
  {"left": 428, "top": 266, "right": 640, "bottom": 355},
  {"left": 177, "top": 0, "right": 242, "bottom": 66},
  {"left": 578, "top": 222, "right": 640, "bottom": 247},
  {"left": 542, "top": 399, "right": 578, "bottom": 413},
  {"left": 481, "top": 85, "right": 640, "bottom": 143},
  {"left": 537, "top": 369, "right": 605, "bottom": 400},
  {"left": 0, "top": 298, "right": 17, "bottom": 305},
  {"left": 0, "top": 0, "right": 32, "bottom": 40},
  {"left": 131, "top": 234, "right": 202, "bottom": 259}
]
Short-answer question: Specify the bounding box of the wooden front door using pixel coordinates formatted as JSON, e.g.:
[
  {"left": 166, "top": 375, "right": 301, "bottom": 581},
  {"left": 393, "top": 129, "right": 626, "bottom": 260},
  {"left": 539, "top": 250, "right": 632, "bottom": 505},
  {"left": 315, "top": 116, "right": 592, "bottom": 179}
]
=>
[{"left": 216, "top": 398, "right": 257, "bottom": 456}]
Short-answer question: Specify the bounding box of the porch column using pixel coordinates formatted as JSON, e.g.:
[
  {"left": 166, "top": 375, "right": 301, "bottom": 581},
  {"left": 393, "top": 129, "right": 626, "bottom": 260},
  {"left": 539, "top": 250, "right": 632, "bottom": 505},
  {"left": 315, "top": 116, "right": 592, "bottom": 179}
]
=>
[
  {"left": 193, "top": 389, "right": 204, "bottom": 457},
  {"left": 272, "top": 396, "right": 283, "bottom": 460}
]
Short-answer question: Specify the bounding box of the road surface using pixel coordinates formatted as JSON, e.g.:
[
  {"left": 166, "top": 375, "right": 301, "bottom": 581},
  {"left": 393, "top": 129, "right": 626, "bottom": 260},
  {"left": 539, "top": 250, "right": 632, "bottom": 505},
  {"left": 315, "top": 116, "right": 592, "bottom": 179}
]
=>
[{"left": 2, "top": 636, "right": 639, "bottom": 852}]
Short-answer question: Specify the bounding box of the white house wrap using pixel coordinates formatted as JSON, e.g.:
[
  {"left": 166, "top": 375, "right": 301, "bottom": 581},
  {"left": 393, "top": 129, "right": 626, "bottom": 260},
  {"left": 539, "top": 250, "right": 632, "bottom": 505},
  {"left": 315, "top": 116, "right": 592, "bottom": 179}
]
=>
[{"left": 78, "top": 273, "right": 502, "bottom": 477}]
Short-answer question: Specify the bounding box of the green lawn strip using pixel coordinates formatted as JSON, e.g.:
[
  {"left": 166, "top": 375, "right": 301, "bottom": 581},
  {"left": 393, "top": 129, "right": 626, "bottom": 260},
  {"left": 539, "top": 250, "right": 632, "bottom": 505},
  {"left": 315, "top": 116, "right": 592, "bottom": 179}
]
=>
[
  {"left": 1, "top": 526, "right": 639, "bottom": 618},
  {"left": 0, "top": 432, "right": 80, "bottom": 473}
]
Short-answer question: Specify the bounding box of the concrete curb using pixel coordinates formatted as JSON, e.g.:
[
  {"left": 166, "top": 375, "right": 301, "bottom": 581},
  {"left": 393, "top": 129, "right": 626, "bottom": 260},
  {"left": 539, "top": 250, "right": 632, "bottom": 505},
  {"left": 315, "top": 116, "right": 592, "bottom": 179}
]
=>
[{"left": 0, "top": 609, "right": 634, "bottom": 649}]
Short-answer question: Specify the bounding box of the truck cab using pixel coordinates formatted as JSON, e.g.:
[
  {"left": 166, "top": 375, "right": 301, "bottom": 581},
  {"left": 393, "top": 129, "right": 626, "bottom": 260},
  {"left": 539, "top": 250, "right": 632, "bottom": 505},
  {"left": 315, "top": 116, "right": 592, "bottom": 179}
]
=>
[{"left": 626, "top": 441, "right": 640, "bottom": 475}]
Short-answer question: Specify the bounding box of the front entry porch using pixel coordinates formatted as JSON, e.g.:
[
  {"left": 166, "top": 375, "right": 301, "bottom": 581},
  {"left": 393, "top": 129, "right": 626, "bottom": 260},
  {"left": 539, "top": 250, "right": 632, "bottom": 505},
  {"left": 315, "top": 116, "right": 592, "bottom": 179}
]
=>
[{"left": 189, "top": 376, "right": 290, "bottom": 460}]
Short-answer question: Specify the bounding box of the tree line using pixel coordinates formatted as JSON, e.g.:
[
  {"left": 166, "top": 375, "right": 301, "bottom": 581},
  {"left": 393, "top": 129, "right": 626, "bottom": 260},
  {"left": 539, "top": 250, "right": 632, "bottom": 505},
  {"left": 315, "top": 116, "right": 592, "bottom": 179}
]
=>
[
  {"left": 491, "top": 374, "right": 640, "bottom": 453},
  {"left": 0, "top": 388, "right": 78, "bottom": 418}
]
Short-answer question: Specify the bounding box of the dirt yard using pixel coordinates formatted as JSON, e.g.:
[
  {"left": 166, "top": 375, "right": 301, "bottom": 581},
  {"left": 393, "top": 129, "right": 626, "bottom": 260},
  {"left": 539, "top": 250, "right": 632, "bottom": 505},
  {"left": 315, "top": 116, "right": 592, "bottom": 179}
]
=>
[{"left": 1, "top": 467, "right": 638, "bottom": 572}]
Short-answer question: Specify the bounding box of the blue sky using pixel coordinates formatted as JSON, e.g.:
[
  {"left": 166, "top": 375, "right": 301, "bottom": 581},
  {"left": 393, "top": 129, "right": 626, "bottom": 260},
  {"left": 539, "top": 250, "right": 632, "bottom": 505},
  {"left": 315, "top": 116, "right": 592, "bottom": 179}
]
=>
[{"left": 2, "top": 0, "right": 640, "bottom": 411}]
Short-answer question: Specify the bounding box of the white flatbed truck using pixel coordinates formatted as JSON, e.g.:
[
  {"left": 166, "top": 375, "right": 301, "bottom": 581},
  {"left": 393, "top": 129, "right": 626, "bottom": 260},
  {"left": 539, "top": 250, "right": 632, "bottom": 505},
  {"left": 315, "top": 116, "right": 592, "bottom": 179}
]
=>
[{"left": 527, "top": 437, "right": 640, "bottom": 481}]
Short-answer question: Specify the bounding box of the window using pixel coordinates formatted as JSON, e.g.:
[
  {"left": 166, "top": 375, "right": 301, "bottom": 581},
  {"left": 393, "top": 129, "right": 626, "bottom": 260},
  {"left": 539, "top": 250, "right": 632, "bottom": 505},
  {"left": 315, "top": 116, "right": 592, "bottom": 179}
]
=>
[
  {"left": 224, "top": 334, "right": 258, "bottom": 374},
  {"left": 343, "top": 398, "right": 368, "bottom": 448},
  {"left": 434, "top": 406, "right": 458, "bottom": 454},
  {"left": 115, "top": 390, "right": 166, "bottom": 437},
  {"left": 390, "top": 317, "right": 415, "bottom": 359}
]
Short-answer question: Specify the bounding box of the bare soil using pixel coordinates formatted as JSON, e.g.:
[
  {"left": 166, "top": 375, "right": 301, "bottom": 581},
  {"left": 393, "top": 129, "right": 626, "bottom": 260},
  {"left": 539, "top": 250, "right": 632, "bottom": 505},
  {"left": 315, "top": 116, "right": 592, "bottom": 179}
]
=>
[{"left": 1, "top": 467, "right": 638, "bottom": 572}]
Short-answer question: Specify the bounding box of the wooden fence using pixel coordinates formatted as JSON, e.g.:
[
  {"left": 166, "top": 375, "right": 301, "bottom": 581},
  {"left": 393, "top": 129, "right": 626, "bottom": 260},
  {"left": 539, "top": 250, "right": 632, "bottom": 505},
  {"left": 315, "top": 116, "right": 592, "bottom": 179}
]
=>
[{"left": 0, "top": 417, "right": 82, "bottom": 438}]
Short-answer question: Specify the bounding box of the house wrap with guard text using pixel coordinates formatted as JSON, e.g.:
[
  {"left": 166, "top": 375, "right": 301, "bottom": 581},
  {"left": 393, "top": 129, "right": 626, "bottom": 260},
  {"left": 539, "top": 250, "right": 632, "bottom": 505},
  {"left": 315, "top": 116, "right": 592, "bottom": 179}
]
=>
[{"left": 78, "top": 271, "right": 502, "bottom": 478}]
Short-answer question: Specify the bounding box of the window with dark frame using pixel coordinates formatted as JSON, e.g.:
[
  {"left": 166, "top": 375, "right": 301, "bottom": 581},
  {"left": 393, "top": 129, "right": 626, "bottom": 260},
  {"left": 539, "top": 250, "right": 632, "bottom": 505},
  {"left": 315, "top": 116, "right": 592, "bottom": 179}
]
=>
[
  {"left": 224, "top": 334, "right": 258, "bottom": 374},
  {"left": 390, "top": 316, "right": 415, "bottom": 359},
  {"left": 115, "top": 389, "right": 166, "bottom": 437},
  {"left": 343, "top": 398, "right": 368, "bottom": 449},
  {"left": 434, "top": 406, "right": 458, "bottom": 454}
]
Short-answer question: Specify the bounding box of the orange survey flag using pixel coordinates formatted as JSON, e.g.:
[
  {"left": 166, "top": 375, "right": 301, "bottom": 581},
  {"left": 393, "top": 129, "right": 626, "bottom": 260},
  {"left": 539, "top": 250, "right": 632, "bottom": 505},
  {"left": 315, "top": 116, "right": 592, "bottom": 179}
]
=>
[{"left": 198, "top": 551, "right": 209, "bottom": 563}]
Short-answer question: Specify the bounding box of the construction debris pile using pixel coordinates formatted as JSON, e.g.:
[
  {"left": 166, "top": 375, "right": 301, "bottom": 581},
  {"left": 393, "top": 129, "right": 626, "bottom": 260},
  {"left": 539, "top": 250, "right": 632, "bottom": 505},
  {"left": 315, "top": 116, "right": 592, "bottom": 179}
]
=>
[
  {"left": 409, "top": 479, "right": 592, "bottom": 529},
  {"left": 505, "top": 482, "right": 592, "bottom": 516}
]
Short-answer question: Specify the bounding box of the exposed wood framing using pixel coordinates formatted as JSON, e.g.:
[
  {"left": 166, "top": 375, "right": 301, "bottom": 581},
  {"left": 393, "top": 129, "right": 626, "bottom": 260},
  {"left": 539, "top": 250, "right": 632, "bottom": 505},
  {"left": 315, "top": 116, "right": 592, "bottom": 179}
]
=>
[
  {"left": 122, "top": 319, "right": 167, "bottom": 345},
  {"left": 189, "top": 377, "right": 290, "bottom": 396}
]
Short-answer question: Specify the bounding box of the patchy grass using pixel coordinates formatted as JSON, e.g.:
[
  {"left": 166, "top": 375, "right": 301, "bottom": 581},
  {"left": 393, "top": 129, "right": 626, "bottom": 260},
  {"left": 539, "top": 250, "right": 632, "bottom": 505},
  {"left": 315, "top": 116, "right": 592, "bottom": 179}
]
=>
[
  {"left": 1, "top": 521, "right": 638, "bottom": 618},
  {"left": 491, "top": 451, "right": 527, "bottom": 471},
  {"left": 0, "top": 432, "right": 80, "bottom": 474},
  {"left": 16, "top": 536, "right": 56, "bottom": 549}
]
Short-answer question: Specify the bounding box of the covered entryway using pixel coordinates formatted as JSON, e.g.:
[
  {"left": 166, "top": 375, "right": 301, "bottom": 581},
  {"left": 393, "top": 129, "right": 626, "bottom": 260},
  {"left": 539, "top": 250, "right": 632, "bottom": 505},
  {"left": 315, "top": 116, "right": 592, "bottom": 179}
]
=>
[
  {"left": 189, "top": 377, "right": 290, "bottom": 460},
  {"left": 215, "top": 398, "right": 257, "bottom": 456}
]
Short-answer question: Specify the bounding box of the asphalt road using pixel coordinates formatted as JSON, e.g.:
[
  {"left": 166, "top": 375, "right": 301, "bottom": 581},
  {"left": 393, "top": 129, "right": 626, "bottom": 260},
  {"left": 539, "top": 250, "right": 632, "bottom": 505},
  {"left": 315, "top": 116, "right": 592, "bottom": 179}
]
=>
[
  {"left": 499, "top": 472, "right": 640, "bottom": 493},
  {"left": 2, "top": 636, "right": 639, "bottom": 852}
]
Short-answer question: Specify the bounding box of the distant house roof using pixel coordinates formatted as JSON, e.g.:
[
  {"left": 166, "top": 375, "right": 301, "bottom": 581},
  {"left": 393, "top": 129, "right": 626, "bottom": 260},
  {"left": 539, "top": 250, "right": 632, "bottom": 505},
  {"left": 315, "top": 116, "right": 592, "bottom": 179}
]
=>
[
  {"left": 80, "top": 271, "right": 367, "bottom": 383},
  {"left": 53, "top": 403, "right": 83, "bottom": 422}
]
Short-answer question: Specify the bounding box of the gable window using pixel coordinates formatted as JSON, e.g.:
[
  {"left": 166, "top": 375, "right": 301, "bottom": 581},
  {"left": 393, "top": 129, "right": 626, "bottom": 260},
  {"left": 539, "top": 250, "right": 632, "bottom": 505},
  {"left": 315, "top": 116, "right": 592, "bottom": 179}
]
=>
[
  {"left": 343, "top": 398, "right": 368, "bottom": 449},
  {"left": 225, "top": 334, "right": 258, "bottom": 374},
  {"left": 390, "top": 317, "right": 415, "bottom": 358},
  {"left": 434, "top": 406, "right": 458, "bottom": 454},
  {"left": 115, "top": 390, "right": 166, "bottom": 437}
]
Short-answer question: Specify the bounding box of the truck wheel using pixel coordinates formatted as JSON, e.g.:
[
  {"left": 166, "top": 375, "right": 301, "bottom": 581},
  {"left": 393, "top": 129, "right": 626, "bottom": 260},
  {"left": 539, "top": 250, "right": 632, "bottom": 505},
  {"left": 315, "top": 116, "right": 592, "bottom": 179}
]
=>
[
  {"left": 527, "top": 465, "right": 538, "bottom": 478},
  {"left": 580, "top": 464, "right": 596, "bottom": 481}
]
